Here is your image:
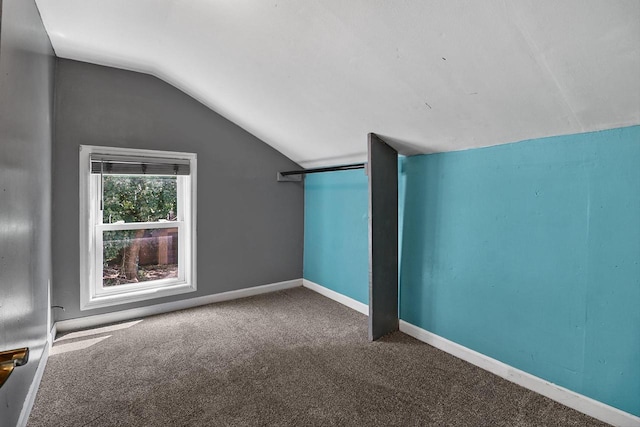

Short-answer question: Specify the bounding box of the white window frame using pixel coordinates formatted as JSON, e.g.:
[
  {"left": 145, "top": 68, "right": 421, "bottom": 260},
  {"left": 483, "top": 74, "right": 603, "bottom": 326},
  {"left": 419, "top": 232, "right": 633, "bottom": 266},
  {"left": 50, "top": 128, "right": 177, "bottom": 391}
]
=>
[{"left": 79, "top": 145, "right": 197, "bottom": 310}]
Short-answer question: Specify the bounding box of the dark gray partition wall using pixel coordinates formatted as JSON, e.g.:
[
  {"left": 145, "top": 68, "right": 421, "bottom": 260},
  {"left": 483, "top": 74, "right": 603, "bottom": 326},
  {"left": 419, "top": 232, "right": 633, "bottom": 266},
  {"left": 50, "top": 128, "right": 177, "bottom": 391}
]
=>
[
  {"left": 367, "top": 133, "right": 399, "bottom": 341},
  {"left": 0, "top": 0, "right": 55, "bottom": 424},
  {"left": 53, "top": 59, "right": 303, "bottom": 322}
]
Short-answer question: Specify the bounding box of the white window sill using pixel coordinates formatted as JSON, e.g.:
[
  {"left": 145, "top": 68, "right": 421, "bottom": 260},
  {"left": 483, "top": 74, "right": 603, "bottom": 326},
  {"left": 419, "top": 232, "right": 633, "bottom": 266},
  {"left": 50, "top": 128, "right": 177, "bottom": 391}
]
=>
[{"left": 81, "top": 281, "right": 196, "bottom": 311}]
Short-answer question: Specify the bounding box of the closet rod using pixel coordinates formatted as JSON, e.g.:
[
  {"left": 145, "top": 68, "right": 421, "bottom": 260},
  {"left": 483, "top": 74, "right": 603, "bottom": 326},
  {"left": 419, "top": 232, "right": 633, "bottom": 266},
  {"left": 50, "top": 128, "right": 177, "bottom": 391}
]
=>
[{"left": 279, "top": 162, "right": 365, "bottom": 177}]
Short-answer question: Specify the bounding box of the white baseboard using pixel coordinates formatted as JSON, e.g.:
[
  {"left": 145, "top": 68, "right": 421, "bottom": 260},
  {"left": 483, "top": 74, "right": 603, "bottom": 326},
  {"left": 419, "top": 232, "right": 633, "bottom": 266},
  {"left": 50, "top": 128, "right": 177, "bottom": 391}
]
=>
[
  {"left": 302, "top": 279, "right": 369, "bottom": 315},
  {"left": 55, "top": 279, "right": 302, "bottom": 333},
  {"left": 399, "top": 320, "right": 640, "bottom": 427},
  {"left": 302, "top": 279, "right": 639, "bottom": 426},
  {"left": 17, "top": 343, "right": 49, "bottom": 427}
]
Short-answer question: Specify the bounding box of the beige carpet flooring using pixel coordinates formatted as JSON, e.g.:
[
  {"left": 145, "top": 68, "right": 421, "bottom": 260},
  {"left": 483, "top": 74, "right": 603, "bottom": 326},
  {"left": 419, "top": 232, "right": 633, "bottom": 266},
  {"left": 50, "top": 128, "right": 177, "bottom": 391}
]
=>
[{"left": 28, "top": 287, "right": 607, "bottom": 426}]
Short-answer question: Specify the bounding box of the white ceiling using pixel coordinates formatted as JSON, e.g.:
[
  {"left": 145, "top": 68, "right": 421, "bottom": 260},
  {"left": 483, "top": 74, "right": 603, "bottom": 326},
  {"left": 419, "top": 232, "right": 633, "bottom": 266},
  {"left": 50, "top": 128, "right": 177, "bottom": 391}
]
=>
[{"left": 36, "top": 0, "right": 640, "bottom": 167}]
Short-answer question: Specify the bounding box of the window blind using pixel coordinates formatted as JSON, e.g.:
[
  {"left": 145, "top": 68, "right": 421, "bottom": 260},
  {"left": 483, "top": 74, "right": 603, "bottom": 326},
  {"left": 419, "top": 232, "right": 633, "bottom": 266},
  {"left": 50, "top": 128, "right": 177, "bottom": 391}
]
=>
[{"left": 90, "top": 154, "right": 191, "bottom": 175}]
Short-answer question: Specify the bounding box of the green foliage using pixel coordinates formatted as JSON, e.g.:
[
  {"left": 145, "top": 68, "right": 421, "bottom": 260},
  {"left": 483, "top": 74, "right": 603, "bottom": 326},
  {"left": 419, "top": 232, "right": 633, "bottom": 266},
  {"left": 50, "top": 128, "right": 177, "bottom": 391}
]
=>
[
  {"left": 102, "top": 175, "right": 177, "bottom": 264},
  {"left": 103, "top": 175, "right": 177, "bottom": 223}
]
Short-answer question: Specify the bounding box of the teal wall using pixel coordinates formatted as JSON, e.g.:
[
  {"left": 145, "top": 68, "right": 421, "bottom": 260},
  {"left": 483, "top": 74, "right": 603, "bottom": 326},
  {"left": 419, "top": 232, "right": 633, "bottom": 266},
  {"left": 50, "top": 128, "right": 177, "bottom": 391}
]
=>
[
  {"left": 401, "top": 126, "right": 639, "bottom": 416},
  {"left": 304, "top": 169, "right": 369, "bottom": 304},
  {"left": 303, "top": 125, "right": 640, "bottom": 416}
]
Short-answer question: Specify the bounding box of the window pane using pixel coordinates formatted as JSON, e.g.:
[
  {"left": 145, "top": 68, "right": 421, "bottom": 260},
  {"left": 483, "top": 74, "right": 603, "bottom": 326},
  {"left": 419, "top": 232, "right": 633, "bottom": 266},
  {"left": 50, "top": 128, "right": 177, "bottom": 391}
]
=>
[
  {"left": 102, "top": 175, "right": 178, "bottom": 223},
  {"left": 103, "top": 228, "right": 179, "bottom": 287}
]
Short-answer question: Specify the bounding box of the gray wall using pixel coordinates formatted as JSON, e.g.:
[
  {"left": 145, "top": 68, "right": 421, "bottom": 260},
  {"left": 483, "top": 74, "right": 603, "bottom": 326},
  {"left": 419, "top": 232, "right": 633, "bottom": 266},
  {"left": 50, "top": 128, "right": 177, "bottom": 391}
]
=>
[
  {"left": 0, "top": 0, "right": 54, "bottom": 425},
  {"left": 53, "top": 59, "right": 304, "bottom": 321}
]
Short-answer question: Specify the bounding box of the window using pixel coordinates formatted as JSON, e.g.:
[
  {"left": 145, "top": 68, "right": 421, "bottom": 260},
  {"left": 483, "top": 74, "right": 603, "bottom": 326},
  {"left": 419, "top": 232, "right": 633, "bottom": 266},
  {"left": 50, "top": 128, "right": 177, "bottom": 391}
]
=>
[{"left": 80, "top": 145, "right": 197, "bottom": 310}]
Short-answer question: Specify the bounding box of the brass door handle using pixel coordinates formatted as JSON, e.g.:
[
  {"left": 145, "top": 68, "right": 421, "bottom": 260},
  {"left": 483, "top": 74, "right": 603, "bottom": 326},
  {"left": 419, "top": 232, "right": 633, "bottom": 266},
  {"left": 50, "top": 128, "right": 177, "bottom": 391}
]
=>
[{"left": 0, "top": 348, "right": 29, "bottom": 388}]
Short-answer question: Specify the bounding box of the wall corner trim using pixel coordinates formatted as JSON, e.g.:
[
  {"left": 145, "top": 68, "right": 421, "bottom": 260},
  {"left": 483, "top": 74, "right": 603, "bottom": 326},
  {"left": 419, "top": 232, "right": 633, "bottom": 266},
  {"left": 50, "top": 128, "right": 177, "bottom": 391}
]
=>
[
  {"left": 302, "top": 279, "right": 369, "bottom": 316},
  {"left": 16, "top": 344, "right": 50, "bottom": 427},
  {"left": 55, "top": 279, "right": 303, "bottom": 334},
  {"left": 399, "top": 320, "right": 640, "bottom": 427},
  {"left": 49, "top": 324, "right": 57, "bottom": 350}
]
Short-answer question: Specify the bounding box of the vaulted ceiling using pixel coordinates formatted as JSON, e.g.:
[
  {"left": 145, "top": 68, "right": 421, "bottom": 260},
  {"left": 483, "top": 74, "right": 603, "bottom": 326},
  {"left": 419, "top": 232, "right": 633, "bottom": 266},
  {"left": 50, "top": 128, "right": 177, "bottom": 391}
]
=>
[{"left": 36, "top": 0, "right": 640, "bottom": 167}]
